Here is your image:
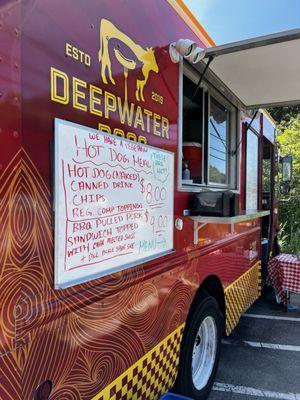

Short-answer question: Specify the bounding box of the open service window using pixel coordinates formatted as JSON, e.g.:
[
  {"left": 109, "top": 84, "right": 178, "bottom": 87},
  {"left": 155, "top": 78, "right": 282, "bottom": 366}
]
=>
[
  {"left": 246, "top": 128, "right": 259, "bottom": 210},
  {"left": 179, "top": 62, "right": 238, "bottom": 191}
]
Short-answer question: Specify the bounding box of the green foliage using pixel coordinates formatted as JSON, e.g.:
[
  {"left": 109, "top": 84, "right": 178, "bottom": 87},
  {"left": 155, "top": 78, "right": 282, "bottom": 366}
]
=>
[
  {"left": 268, "top": 106, "right": 300, "bottom": 253},
  {"left": 269, "top": 106, "right": 300, "bottom": 125},
  {"left": 277, "top": 117, "right": 300, "bottom": 187},
  {"left": 209, "top": 166, "right": 226, "bottom": 184},
  {"left": 262, "top": 159, "right": 271, "bottom": 192},
  {"left": 278, "top": 195, "right": 300, "bottom": 254}
]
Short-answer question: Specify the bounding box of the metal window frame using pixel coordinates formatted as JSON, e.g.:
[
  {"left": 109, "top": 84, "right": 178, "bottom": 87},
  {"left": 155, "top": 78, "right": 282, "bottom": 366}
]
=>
[
  {"left": 245, "top": 126, "right": 259, "bottom": 211},
  {"left": 178, "top": 60, "right": 239, "bottom": 193},
  {"left": 207, "top": 94, "right": 230, "bottom": 187}
]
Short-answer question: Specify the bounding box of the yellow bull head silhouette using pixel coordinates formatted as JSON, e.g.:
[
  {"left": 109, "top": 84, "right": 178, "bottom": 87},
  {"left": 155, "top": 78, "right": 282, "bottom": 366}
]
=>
[{"left": 98, "top": 19, "right": 159, "bottom": 102}]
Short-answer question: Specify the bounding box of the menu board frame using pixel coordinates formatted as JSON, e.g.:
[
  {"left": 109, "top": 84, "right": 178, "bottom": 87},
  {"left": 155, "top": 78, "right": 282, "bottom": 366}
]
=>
[{"left": 54, "top": 118, "right": 174, "bottom": 289}]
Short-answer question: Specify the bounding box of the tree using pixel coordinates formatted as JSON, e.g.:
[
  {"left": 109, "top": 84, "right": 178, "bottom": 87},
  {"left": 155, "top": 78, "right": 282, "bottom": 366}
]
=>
[
  {"left": 276, "top": 116, "right": 300, "bottom": 188},
  {"left": 269, "top": 106, "right": 300, "bottom": 125},
  {"left": 268, "top": 106, "right": 300, "bottom": 253}
]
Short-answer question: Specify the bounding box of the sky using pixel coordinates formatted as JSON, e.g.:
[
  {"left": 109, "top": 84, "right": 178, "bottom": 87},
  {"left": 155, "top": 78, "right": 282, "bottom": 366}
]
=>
[{"left": 183, "top": 0, "right": 300, "bottom": 45}]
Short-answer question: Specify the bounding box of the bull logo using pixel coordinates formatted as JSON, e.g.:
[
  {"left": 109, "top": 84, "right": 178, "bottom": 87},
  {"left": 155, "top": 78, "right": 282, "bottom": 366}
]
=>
[{"left": 98, "top": 19, "right": 159, "bottom": 102}]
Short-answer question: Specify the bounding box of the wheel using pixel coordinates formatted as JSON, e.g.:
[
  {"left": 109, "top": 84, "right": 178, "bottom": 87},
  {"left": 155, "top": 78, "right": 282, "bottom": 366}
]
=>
[{"left": 175, "top": 296, "right": 222, "bottom": 399}]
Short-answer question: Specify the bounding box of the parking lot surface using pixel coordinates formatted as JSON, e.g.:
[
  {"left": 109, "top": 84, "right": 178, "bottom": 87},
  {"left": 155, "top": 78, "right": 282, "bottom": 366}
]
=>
[{"left": 209, "top": 290, "right": 300, "bottom": 400}]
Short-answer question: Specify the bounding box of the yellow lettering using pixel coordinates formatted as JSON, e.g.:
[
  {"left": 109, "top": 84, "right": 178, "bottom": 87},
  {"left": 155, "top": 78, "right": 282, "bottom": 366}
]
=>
[
  {"left": 90, "top": 85, "right": 102, "bottom": 117},
  {"left": 143, "top": 108, "right": 153, "bottom": 133},
  {"left": 73, "top": 77, "right": 87, "bottom": 111},
  {"left": 50, "top": 67, "right": 169, "bottom": 142},
  {"left": 98, "top": 123, "right": 111, "bottom": 134},
  {"left": 73, "top": 47, "right": 79, "bottom": 60},
  {"left": 66, "top": 43, "right": 72, "bottom": 57},
  {"left": 99, "top": 123, "right": 147, "bottom": 143},
  {"left": 85, "top": 54, "right": 91, "bottom": 67},
  {"left": 78, "top": 49, "right": 84, "bottom": 63},
  {"left": 126, "top": 132, "right": 137, "bottom": 141},
  {"left": 113, "top": 128, "right": 125, "bottom": 138},
  {"left": 51, "top": 67, "right": 69, "bottom": 105},
  {"left": 105, "top": 92, "right": 117, "bottom": 119},
  {"left": 153, "top": 113, "right": 161, "bottom": 136},
  {"left": 138, "top": 136, "right": 147, "bottom": 144},
  {"left": 133, "top": 106, "right": 145, "bottom": 131},
  {"left": 161, "top": 117, "right": 169, "bottom": 139},
  {"left": 117, "top": 97, "right": 134, "bottom": 126}
]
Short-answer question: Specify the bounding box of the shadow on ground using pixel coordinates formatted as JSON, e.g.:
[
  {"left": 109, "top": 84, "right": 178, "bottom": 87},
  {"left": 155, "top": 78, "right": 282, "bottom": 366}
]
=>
[{"left": 209, "top": 290, "right": 300, "bottom": 399}]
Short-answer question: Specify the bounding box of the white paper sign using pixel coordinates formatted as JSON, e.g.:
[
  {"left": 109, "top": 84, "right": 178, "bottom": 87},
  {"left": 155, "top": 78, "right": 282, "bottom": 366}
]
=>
[{"left": 54, "top": 119, "right": 174, "bottom": 289}]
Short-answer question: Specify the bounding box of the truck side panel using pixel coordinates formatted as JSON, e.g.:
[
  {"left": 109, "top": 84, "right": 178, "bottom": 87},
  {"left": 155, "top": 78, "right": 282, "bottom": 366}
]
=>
[
  {"left": 0, "top": 2, "right": 22, "bottom": 399},
  {"left": 0, "top": 1, "right": 262, "bottom": 399}
]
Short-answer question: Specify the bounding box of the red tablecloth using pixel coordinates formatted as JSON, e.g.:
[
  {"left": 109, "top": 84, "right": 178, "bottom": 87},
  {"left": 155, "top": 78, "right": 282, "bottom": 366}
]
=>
[{"left": 268, "top": 254, "right": 300, "bottom": 303}]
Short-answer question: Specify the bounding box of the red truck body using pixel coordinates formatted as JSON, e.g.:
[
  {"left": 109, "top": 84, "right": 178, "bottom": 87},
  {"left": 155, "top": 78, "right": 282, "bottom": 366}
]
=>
[{"left": 0, "top": 1, "right": 276, "bottom": 398}]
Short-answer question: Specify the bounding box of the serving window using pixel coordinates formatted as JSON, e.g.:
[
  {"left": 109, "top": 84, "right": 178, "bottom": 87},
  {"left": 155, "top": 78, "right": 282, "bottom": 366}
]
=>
[
  {"left": 182, "top": 75, "right": 204, "bottom": 185},
  {"left": 208, "top": 97, "right": 229, "bottom": 185},
  {"left": 246, "top": 128, "right": 259, "bottom": 210},
  {"left": 179, "top": 62, "right": 238, "bottom": 191}
]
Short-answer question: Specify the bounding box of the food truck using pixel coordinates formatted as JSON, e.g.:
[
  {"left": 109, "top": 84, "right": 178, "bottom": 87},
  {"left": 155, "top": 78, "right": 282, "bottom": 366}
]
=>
[{"left": 0, "top": 0, "right": 299, "bottom": 399}]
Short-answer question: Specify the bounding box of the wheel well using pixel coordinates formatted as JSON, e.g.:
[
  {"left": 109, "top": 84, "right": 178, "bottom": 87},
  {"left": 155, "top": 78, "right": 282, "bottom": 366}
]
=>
[
  {"left": 173, "top": 275, "right": 226, "bottom": 392},
  {"left": 186, "top": 275, "right": 226, "bottom": 333}
]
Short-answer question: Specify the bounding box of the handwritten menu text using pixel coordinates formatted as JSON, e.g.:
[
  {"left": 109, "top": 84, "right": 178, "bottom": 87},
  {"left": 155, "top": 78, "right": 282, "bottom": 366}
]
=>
[{"left": 54, "top": 119, "right": 174, "bottom": 288}]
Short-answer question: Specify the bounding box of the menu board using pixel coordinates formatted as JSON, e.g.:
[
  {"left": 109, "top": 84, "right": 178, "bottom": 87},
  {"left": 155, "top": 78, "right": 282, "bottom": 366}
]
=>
[{"left": 54, "top": 119, "right": 174, "bottom": 289}]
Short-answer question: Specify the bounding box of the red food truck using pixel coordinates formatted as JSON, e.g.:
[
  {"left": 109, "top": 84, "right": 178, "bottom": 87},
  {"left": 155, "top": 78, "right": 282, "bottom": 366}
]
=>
[{"left": 0, "top": 0, "right": 299, "bottom": 399}]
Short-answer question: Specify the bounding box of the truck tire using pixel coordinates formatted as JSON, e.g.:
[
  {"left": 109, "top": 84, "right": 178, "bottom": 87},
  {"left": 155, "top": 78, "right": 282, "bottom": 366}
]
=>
[{"left": 176, "top": 296, "right": 222, "bottom": 399}]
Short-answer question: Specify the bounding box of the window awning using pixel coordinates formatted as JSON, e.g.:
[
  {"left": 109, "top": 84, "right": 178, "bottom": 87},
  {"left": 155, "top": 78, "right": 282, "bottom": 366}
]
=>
[{"left": 200, "top": 29, "right": 300, "bottom": 109}]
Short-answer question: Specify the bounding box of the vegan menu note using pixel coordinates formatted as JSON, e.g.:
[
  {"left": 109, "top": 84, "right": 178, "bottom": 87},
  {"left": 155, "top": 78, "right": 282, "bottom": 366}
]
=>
[{"left": 54, "top": 119, "right": 174, "bottom": 289}]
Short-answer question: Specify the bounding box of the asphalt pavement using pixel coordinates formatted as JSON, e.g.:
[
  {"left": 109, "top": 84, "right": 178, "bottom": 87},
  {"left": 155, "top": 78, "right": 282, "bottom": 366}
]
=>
[{"left": 209, "top": 289, "right": 300, "bottom": 400}]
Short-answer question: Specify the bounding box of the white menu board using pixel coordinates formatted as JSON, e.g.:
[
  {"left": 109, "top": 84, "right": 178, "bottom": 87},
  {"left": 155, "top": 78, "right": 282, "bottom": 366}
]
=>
[{"left": 54, "top": 119, "right": 174, "bottom": 289}]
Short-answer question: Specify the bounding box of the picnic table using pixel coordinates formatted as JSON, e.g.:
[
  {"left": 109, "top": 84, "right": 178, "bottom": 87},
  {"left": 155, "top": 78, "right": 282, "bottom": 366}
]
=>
[{"left": 268, "top": 254, "right": 300, "bottom": 308}]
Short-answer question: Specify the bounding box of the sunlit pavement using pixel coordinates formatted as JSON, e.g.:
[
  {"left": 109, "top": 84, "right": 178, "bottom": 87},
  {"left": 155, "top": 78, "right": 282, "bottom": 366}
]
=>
[{"left": 209, "top": 290, "right": 300, "bottom": 400}]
